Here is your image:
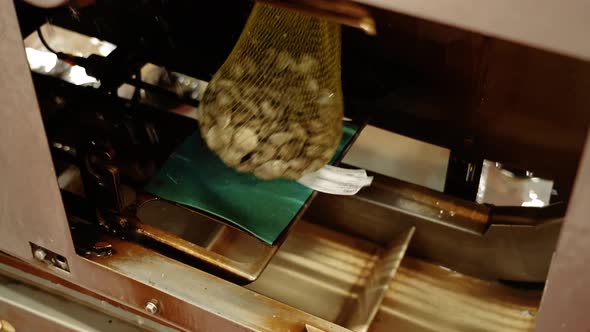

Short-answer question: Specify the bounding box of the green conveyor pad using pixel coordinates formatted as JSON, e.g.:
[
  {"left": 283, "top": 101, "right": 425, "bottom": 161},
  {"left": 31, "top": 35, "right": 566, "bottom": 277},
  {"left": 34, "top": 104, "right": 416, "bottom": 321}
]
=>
[{"left": 145, "top": 122, "right": 358, "bottom": 245}]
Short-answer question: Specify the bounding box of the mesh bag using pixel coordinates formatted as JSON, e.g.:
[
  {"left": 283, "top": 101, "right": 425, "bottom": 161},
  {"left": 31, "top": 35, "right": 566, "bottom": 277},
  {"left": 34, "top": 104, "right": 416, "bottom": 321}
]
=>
[{"left": 197, "top": 2, "right": 343, "bottom": 180}]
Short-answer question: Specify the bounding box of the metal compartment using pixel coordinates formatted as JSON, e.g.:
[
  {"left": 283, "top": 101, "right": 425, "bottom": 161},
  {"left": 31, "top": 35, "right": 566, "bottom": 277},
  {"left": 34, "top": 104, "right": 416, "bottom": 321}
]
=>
[
  {"left": 135, "top": 198, "right": 280, "bottom": 283},
  {"left": 247, "top": 221, "right": 414, "bottom": 332}
]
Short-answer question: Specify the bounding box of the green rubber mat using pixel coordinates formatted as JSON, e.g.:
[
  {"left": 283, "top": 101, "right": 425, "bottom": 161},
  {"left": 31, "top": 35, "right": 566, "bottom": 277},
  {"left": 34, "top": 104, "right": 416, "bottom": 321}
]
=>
[{"left": 144, "top": 122, "right": 358, "bottom": 245}]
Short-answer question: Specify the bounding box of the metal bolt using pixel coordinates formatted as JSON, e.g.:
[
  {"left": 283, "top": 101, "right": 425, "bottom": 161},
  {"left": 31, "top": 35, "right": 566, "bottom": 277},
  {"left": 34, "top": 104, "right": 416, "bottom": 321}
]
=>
[
  {"left": 52, "top": 255, "right": 69, "bottom": 271},
  {"left": 145, "top": 301, "right": 159, "bottom": 315},
  {"left": 34, "top": 248, "right": 47, "bottom": 261}
]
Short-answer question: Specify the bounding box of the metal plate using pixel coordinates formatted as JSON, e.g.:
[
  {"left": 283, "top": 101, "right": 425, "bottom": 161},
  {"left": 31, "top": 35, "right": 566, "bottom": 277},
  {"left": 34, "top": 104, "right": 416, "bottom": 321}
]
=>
[{"left": 369, "top": 257, "right": 541, "bottom": 332}]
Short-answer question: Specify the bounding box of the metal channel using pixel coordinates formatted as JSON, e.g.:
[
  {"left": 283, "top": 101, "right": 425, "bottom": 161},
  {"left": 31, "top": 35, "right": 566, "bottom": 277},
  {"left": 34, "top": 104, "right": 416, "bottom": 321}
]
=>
[
  {"left": 305, "top": 174, "right": 561, "bottom": 282},
  {"left": 246, "top": 222, "right": 414, "bottom": 332}
]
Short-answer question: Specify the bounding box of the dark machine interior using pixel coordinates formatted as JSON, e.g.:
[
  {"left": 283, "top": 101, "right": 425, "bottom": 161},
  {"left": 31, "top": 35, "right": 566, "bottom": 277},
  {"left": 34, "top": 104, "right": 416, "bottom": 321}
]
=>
[
  {"left": 12, "top": 0, "right": 590, "bottom": 284},
  {"left": 16, "top": 0, "right": 590, "bottom": 204}
]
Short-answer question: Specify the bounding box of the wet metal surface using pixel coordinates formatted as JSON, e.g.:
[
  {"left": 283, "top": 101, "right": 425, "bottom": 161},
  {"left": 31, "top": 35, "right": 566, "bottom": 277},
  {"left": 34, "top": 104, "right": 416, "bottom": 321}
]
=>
[
  {"left": 136, "top": 199, "right": 278, "bottom": 283},
  {"left": 305, "top": 174, "right": 561, "bottom": 282},
  {"left": 247, "top": 222, "right": 414, "bottom": 331},
  {"left": 369, "top": 257, "right": 541, "bottom": 332}
]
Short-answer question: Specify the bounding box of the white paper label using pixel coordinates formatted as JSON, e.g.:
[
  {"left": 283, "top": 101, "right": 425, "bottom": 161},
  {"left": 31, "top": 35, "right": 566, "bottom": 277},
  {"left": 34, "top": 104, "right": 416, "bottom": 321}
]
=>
[{"left": 298, "top": 165, "right": 373, "bottom": 195}]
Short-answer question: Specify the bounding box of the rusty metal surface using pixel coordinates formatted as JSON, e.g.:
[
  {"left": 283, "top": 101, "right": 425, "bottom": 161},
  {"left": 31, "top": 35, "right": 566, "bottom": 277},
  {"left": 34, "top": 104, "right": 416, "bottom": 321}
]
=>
[
  {"left": 369, "top": 257, "right": 541, "bottom": 332},
  {"left": 307, "top": 174, "right": 490, "bottom": 238},
  {"left": 0, "top": 254, "right": 181, "bottom": 331},
  {"left": 535, "top": 130, "right": 590, "bottom": 331},
  {"left": 247, "top": 222, "right": 380, "bottom": 326},
  {"left": 1, "top": 239, "right": 350, "bottom": 332},
  {"left": 367, "top": 175, "right": 491, "bottom": 233},
  {"left": 0, "top": 274, "right": 152, "bottom": 332},
  {"left": 130, "top": 213, "right": 277, "bottom": 283},
  {"left": 305, "top": 175, "right": 561, "bottom": 282},
  {"left": 89, "top": 238, "right": 349, "bottom": 332},
  {"left": 134, "top": 195, "right": 313, "bottom": 283},
  {"left": 246, "top": 222, "right": 414, "bottom": 332}
]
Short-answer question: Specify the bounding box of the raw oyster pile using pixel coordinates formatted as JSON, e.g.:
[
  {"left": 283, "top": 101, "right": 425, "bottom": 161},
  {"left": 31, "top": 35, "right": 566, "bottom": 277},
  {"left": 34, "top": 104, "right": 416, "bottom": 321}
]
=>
[{"left": 198, "top": 49, "right": 342, "bottom": 180}]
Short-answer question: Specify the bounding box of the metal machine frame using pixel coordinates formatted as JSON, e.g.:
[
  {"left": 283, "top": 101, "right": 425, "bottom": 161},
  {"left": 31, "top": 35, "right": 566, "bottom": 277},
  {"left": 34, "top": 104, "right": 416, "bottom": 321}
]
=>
[
  {"left": 2, "top": 1, "right": 590, "bottom": 331},
  {"left": 1, "top": 2, "right": 327, "bottom": 331}
]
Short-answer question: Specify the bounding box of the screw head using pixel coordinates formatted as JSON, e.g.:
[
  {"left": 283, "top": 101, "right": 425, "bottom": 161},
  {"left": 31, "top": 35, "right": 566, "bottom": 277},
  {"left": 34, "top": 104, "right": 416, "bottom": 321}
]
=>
[
  {"left": 144, "top": 301, "right": 159, "bottom": 315},
  {"left": 34, "top": 248, "right": 47, "bottom": 261},
  {"left": 52, "top": 255, "right": 69, "bottom": 271}
]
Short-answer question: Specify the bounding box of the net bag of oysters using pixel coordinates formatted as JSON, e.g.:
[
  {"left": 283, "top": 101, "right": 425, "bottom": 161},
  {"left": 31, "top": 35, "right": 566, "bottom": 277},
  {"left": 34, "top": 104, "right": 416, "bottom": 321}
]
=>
[{"left": 197, "top": 2, "right": 343, "bottom": 180}]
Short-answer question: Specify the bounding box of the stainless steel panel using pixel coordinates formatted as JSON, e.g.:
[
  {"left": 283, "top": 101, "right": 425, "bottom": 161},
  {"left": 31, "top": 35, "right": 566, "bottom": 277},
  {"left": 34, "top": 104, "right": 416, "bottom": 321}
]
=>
[
  {"left": 0, "top": 0, "right": 75, "bottom": 270},
  {"left": 356, "top": 0, "right": 590, "bottom": 61},
  {"left": 536, "top": 130, "right": 590, "bottom": 331},
  {"left": 369, "top": 257, "right": 541, "bottom": 332},
  {"left": 305, "top": 176, "right": 561, "bottom": 282}
]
